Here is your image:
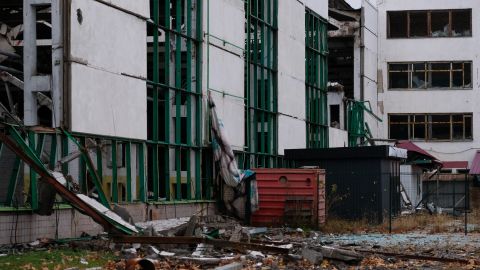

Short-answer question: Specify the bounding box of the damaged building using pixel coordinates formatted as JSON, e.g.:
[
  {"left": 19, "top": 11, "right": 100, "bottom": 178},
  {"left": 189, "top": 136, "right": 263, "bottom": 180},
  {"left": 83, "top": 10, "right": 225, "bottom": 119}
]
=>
[
  {"left": 0, "top": 0, "right": 478, "bottom": 246},
  {"left": 0, "top": 0, "right": 337, "bottom": 244}
]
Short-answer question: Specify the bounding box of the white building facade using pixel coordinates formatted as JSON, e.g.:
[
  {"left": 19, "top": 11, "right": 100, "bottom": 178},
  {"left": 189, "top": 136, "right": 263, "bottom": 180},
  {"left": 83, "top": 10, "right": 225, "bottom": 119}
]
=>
[{"left": 377, "top": 0, "right": 480, "bottom": 166}]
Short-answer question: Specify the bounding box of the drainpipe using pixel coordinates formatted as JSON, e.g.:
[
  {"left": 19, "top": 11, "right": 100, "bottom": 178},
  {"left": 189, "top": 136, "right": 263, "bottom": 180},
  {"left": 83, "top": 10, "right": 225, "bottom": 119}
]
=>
[{"left": 359, "top": 6, "right": 365, "bottom": 102}]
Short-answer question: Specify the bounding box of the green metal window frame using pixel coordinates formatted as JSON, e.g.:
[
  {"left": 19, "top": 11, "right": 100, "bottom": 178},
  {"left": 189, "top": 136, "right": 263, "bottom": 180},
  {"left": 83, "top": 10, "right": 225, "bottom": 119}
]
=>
[
  {"left": 305, "top": 9, "right": 329, "bottom": 148},
  {"left": 147, "top": 0, "right": 203, "bottom": 201},
  {"left": 245, "top": 0, "right": 278, "bottom": 168}
]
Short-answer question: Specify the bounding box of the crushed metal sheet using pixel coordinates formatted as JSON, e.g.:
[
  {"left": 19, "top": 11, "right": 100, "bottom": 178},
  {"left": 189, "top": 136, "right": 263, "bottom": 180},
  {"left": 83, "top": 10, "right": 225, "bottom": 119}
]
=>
[{"left": 76, "top": 194, "right": 138, "bottom": 234}]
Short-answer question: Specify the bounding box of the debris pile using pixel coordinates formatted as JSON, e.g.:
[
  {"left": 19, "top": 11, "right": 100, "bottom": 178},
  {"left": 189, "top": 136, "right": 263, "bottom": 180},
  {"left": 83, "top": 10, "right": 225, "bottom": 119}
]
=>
[
  {"left": 112, "top": 215, "right": 367, "bottom": 269},
  {"left": 2, "top": 216, "right": 479, "bottom": 269}
]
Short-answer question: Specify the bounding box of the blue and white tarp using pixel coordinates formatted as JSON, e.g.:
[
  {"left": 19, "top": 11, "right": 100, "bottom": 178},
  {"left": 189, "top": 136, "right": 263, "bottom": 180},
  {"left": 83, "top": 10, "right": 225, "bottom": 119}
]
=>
[{"left": 208, "top": 93, "right": 259, "bottom": 215}]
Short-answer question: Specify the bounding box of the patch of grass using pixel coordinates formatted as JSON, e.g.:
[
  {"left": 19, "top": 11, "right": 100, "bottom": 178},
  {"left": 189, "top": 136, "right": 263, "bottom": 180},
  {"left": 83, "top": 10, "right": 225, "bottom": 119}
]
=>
[
  {"left": 386, "top": 213, "right": 453, "bottom": 233},
  {"left": 320, "top": 213, "right": 459, "bottom": 234},
  {"left": 0, "top": 248, "right": 116, "bottom": 270}
]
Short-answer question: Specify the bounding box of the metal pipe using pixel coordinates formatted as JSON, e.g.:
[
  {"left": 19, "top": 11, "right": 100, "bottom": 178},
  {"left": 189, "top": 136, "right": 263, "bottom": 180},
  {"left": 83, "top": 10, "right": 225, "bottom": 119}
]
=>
[
  {"left": 0, "top": 49, "right": 21, "bottom": 59},
  {"left": 23, "top": 0, "right": 38, "bottom": 125},
  {"left": 0, "top": 65, "right": 22, "bottom": 74}
]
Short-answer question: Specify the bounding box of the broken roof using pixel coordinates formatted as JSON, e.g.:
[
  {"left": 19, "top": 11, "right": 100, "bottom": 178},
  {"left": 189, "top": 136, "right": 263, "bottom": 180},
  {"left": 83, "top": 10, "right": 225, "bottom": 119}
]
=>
[{"left": 395, "top": 140, "right": 439, "bottom": 165}]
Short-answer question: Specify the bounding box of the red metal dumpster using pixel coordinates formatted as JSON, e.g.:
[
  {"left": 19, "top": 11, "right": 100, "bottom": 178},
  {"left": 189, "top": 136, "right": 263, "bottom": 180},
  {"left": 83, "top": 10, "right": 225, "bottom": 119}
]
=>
[{"left": 251, "top": 168, "right": 326, "bottom": 228}]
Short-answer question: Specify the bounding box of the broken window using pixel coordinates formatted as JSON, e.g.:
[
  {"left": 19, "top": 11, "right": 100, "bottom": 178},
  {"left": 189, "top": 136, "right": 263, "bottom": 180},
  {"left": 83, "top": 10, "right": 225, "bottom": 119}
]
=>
[
  {"left": 388, "top": 11, "right": 408, "bottom": 38},
  {"left": 389, "top": 113, "right": 473, "bottom": 141},
  {"left": 306, "top": 9, "right": 328, "bottom": 148},
  {"left": 387, "top": 9, "right": 472, "bottom": 38},
  {"left": 388, "top": 64, "right": 409, "bottom": 89},
  {"left": 431, "top": 11, "right": 450, "bottom": 37},
  {"left": 411, "top": 63, "right": 426, "bottom": 88},
  {"left": 388, "top": 61, "right": 472, "bottom": 90},
  {"left": 147, "top": 0, "right": 202, "bottom": 200},
  {"left": 409, "top": 12, "right": 428, "bottom": 37},
  {"left": 246, "top": 0, "right": 278, "bottom": 166},
  {"left": 452, "top": 10, "right": 472, "bottom": 37}
]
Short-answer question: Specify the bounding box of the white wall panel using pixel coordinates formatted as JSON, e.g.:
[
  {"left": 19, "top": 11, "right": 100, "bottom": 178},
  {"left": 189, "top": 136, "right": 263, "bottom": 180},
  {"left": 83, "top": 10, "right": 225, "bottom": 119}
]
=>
[
  {"left": 70, "top": 0, "right": 147, "bottom": 78},
  {"left": 209, "top": 0, "right": 245, "bottom": 48},
  {"left": 278, "top": 115, "right": 306, "bottom": 155},
  {"left": 361, "top": 1, "right": 380, "bottom": 138},
  {"left": 329, "top": 127, "right": 348, "bottom": 147},
  {"left": 95, "top": 0, "right": 149, "bottom": 18},
  {"left": 209, "top": 91, "right": 245, "bottom": 150},
  {"left": 209, "top": 46, "right": 244, "bottom": 98},
  {"left": 68, "top": 0, "right": 147, "bottom": 139},
  {"left": 278, "top": 0, "right": 306, "bottom": 120},
  {"left": 205, "top": 0, "right": 246, "bottom": 149},
  {"left": 278, "top": 74, "right": 305, "bottom": 119},
  {"left": 70, "top": 63, "right": 147, "bottom": 140}
]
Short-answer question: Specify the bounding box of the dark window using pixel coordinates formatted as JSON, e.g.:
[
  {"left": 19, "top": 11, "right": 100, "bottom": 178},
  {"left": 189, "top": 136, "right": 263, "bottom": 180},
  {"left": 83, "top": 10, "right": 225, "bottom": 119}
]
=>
[
  {"left": 452, "top": 114, "right": 464, "bottom": 140},
  {"left": 330, "top": 104, "right": 340, "bottom": 128},
  {"left": 452, "top": 10, "right": 472, "bottom": 37},
  {"left": 464, "top": 115, "right": 473, "bottom": 139},
  {"left": 389, "top": 64, "right": 409, "bottom": 88},
  {"left": 429, "top": 115, "right": 451, "bottom": 140},
  {"left": 389, "top": 115, "right": 409, "bottom": 140},
  {"left": 431, "top": 11, "right": 450, "bottom": 37},
  {"left": 410, "top": 12, "right": 428, "bottom": 37},
  {"left": 389, "top": 12, "right": 408, "bottom": 38},
  {"left": 452, "top": 63, "right": 463, "bottom": 87},
  {"left": 388, "top": 61, "right": 472, "bottom": 90},
  {"left": 389, "top": 113, "right": 473, "bottom": 141},
  {"left": 464, "top": 62, "right": 472, "bottom": 87},
  {"left": 387, "top": 9, "right": 472, "bottom": 38},
  {"left": 411, "top": 63, "right": 426, "bottom": 88},
  {"left": 429, "top": 63, "right": 450, "bottom": 88},
  {"left": 412, "top": 115, "right": 426, "bottom": 140}
]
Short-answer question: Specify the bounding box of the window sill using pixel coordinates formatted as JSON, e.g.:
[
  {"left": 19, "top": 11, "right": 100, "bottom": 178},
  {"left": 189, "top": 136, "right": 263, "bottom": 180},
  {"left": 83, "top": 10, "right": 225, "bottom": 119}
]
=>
[
  {"left": 403, "top": 139, "right": 474, "bottom": 143},
  {"left": 386, "top": 36, "right": 472, "bottom": 40},
  {"left": 387, "top": 88, "right": 473, "bottom": 91}
]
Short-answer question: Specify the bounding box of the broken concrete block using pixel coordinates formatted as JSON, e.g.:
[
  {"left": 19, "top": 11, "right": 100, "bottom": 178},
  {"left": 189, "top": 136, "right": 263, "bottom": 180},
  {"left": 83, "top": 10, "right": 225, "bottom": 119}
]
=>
[
  {"left": 302, "top": 248, "right": 323, "bottom": 265},
  {"left": 184, "top": 215, "right": 199, "bottom": 236},
  {"left": 229, "top": 225, "right": 243, "bottom": 242},
  {"left": 122, "top": 247, "right": 137, "bottom": 260},
  {"left": 214, "top": 262, "right": 244, "bottom": 270},
  {"left": 247, "top": 250, "right": 265, "bottom": 259},
  {"left": 248, "top": 227, "right": 267, "bottom": 235},
  {"left": 319, "top": 246, "right": 363, "bottom": 262}
]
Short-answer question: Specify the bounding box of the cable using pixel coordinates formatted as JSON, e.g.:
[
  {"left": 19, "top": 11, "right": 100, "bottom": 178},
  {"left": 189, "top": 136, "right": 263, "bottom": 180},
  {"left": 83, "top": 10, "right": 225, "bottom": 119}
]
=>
[{"left": 427, "top": 147, "right": 480, "bottom": 155}]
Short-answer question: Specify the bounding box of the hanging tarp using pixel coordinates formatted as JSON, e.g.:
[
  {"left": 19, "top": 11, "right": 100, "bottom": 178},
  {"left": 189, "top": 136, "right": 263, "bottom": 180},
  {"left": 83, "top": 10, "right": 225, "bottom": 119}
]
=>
[
  {"left": 208, "top": 93, "right": 259, "bottom": 217},
  {"left": 208, "top": 92, "right": 244, "bottom": 187}
]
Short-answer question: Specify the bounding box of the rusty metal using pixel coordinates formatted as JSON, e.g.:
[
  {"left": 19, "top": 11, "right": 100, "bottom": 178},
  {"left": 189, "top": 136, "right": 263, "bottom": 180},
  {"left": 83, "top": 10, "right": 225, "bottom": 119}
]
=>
[
  {"left": 113, "top": 236, "right": 290, "bottom": 254},
  {"left": 126, "top": 258, "right": 161, "bottom": 270},
  {"left": 251, "top": 168, "right": 325, "bottom": 228},
  {"left": 357, "top": 249, "right": 472, "bottom": 264},
  {"left": 0, "top": 130, "right": 125, "bottom": 234}
]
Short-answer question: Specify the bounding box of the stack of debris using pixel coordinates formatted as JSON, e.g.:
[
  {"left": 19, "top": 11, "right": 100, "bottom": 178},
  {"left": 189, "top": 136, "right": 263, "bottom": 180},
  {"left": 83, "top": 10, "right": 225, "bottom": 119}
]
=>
[{"left": 114, "top": 215, "right": 364, "bottom": 269}]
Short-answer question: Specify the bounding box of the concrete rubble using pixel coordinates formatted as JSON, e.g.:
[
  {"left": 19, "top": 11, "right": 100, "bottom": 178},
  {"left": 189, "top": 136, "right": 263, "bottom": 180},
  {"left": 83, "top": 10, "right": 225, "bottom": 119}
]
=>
[{"left": 1, "top": 215, "right": 479, "bottom": 269}]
